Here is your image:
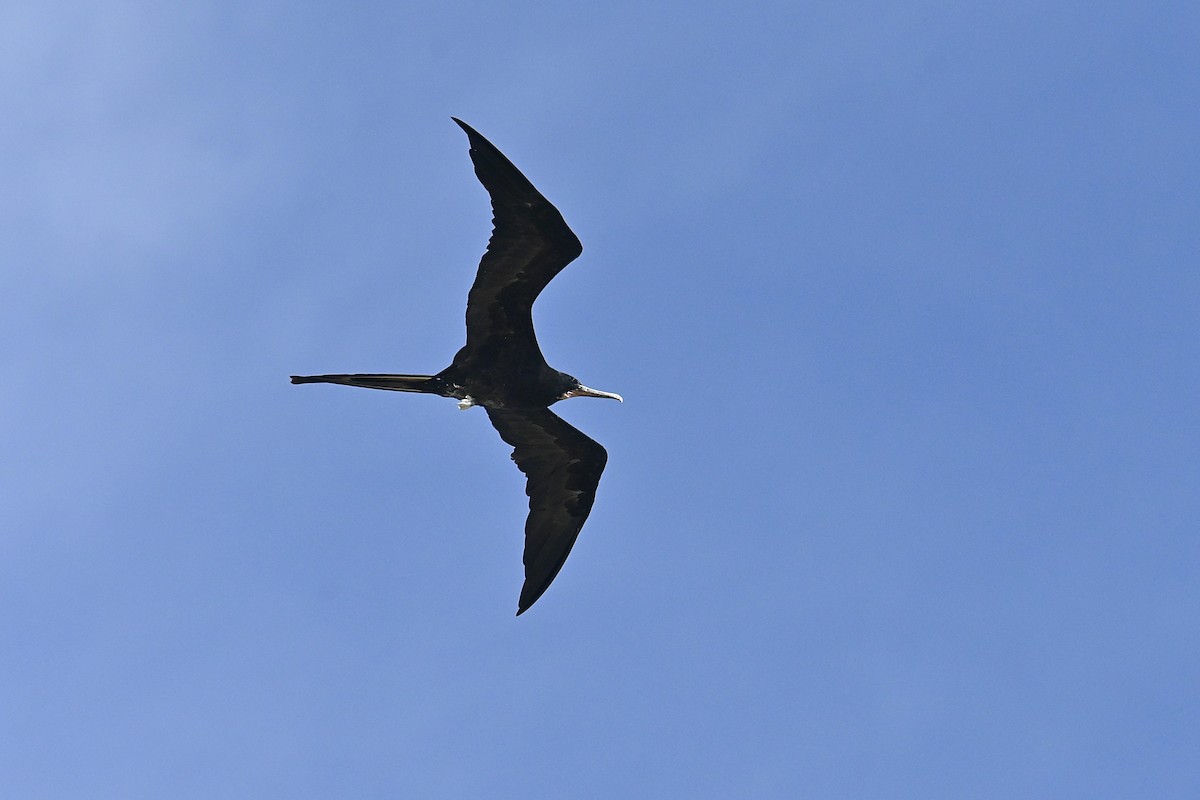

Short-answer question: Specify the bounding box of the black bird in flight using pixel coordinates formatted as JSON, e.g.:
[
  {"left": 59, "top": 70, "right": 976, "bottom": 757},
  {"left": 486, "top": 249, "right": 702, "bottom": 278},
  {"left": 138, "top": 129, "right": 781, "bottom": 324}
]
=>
[{"left": 292, "top": 118, "right": 622, "bottom": 615}]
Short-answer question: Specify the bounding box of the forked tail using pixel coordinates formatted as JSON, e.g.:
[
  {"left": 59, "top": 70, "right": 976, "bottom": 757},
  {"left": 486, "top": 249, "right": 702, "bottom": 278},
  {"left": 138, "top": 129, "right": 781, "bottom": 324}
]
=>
[{"left": 289, "top": 373, "right": 442, "bottom": 394}]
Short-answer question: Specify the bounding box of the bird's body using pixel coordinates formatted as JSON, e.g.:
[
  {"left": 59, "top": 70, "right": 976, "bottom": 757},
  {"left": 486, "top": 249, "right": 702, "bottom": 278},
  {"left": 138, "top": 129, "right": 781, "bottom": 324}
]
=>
[{"left": 292, "top": 118, "right": 621, "bottom": 615}]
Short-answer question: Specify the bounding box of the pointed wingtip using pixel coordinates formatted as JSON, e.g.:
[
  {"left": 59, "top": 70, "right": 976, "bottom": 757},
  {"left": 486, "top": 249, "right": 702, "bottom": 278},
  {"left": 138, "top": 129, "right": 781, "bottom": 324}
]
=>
[
  {"left": 451, "top": 118, "right": 495, "bottom": 155},
  {"left": 516, "top": 593, "right": 535, "bottom": 616},
  {"left": 451, "top": 117, "right": 476, "bottom": 137}
]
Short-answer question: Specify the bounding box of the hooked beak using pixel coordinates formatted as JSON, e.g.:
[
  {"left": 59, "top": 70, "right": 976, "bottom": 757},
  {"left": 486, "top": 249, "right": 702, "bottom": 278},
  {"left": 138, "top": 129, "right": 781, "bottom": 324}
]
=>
[{"left": 562, "top": 385, "right": 624, "bottom": 403}]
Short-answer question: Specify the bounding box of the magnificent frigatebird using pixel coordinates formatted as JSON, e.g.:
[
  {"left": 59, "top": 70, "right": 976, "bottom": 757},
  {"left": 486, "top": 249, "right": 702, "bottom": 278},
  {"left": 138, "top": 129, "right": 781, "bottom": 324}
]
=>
[{"left": 292, "top": 118, "right": 622, "bottom": 615}]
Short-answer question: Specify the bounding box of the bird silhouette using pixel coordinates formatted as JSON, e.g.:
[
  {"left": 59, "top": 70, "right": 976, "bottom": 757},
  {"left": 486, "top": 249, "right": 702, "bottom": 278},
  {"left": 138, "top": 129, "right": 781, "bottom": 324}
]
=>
[{"left": 292, "top": 119, "right": 621, "bottom": 615}]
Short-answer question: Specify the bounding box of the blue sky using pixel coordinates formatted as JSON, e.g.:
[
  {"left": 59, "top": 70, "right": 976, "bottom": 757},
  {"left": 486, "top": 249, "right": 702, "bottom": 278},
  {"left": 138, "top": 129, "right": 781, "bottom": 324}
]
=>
[{"left": 3, "top": 2, "right": 1197, "bottom": 796}]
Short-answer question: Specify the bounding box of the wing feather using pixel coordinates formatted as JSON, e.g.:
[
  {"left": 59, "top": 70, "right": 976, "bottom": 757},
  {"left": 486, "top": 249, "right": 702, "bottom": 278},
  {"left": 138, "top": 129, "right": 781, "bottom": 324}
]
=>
[
  {"left": 452, "top": 118, "right": 582, "bottom": 367},
  {"left": 485, "top": 407, "right": 607, "bottom": 615}
]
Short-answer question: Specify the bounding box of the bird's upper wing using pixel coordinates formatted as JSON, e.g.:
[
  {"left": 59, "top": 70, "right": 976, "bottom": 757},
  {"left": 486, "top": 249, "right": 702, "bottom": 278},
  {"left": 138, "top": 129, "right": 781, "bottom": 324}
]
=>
[
  {"left": 485, "top": 406, "right": 608, "bottom": 615},
  {"left": 452, "top": 118, "right": 583, "bottom": 366}
]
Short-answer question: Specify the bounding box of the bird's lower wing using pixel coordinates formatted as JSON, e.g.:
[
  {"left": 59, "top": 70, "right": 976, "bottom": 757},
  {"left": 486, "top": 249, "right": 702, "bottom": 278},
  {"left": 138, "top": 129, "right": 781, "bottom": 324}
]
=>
[{"left": 485, "top": 407, "right": 608, "bottom": 615}]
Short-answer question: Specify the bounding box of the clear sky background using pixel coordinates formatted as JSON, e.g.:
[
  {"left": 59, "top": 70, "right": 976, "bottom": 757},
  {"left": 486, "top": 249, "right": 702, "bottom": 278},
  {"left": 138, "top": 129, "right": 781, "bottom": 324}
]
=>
[{"left": 3, "top": 2, "right": 1197, "bottom": 797}]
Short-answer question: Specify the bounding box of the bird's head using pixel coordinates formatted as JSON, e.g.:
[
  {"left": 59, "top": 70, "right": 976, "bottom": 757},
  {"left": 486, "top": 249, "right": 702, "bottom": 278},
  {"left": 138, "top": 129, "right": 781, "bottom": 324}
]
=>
[{"left": 556, "top": 374, "right": 623, "bottom": 404}]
